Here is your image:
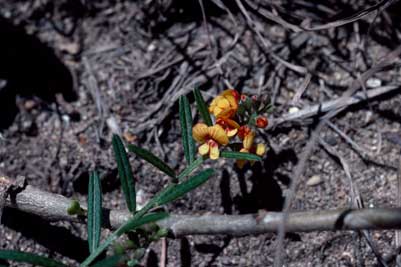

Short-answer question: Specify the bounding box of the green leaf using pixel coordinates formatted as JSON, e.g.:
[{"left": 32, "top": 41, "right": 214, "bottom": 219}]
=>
[
  {"left": 90, "top": 255, "right": 122, "bottom": 267},
  {"left": 128, "top": 144, "right": 175, "bottom": 178},
  {"left": 117, "top": 212, "right": 169, "bottom": 235},
  {"left": 81, "top": 212, "right": 168, "bottom": 267},
  {"left": 88, "top": 171, "right": 102, "bottom": 254},
  {"left": 220, "top": 151, "right": 262, "bottom": 161},
  {"left": 0, "top": 250, "right": 66, "bottom": 267},
  {"left": 179, "top": 95, "right": 196, "bottom": 164},
  {"left": 177, "top": 156, "right": 204, "bottom": 181},
  {"left": 193, "top": 88, "right": 212, "bottom": 126},
  {"left": 156, "top": 169, "right": 214, "bottom": 206},
  {"left": 112, "top": 134, "right": 136, "bottom": 213}
]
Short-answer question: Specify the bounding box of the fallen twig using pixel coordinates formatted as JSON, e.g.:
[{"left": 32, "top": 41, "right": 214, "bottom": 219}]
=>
[
  {"left": 270, "top": 85, "right": 401, "bottom": 128},
  {"left": 3, "top": 179, "right": 401, "bottom": 238}
]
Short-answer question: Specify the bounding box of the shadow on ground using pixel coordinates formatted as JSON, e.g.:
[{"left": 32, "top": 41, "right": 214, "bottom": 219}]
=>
[
  {"left": 0, "top": 16, "right": 77, "bottom": 130},
  {"left": 2, "top": 208, "right": 88, "bottom": 262}
]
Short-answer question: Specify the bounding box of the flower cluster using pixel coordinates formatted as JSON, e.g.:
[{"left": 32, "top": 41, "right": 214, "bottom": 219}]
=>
[{"left": 192, "top": 89, "right": 270, "bottom": 168}]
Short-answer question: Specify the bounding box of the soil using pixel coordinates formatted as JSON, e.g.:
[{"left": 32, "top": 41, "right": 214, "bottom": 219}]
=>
[{"left": 1, "top": 0, "right": 401, "bottom": 266}]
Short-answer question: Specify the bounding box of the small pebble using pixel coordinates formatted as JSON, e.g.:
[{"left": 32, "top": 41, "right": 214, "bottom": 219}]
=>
[
  {"left": 289, "top": 106, "right": 300, "bottom": 114},
  {"left": 366, "top": 78, "right": 382, "bottom": 88},
  {"left": 306, "top": 175, "right": 322, "bottom": 186},
  {"left": 60, "top": 42, "right": 80, "bottom": 54},
  {"left": 365, "top": 111, "right": 373, "bottom": 124}
]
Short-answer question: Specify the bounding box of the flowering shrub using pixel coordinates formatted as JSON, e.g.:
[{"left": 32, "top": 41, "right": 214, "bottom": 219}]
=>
[
  {"left": 193, "top": 89, "right": 270, "bottom": 168},
  {"left": 0, "top": 88, "right": 271, "bottom": 267}
]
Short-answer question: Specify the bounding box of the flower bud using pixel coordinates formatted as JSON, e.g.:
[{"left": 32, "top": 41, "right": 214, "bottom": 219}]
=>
[
  {"left": 238, "top": 125, "right": 251, "bottom": 139},
  {"left": 256, "top": 116, "right": 268, "bottom": 128}
]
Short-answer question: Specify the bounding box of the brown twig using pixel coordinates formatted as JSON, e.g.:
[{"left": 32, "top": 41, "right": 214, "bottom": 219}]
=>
[
  {"left": 270, "top": 85, "right": 401, "bottom": 128},
  {"left": 4, "top": 182, "right": 401, "bottom": 237}
]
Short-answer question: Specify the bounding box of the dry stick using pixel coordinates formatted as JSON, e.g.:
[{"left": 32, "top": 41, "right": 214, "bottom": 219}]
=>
[
  {"left": 326, "top": 121, "right": 371, "bottom": 158},
  {"left": 396, "top": 156, "right": 401, "bottom": 265},
  {"left": 273, "top": 121, "right": 324, "bottom": 267},
  {"left": 198, "top": 0, "right": 233, "bottom": 89},
  {"left": 290, "top": 74, "right": 312, "bottom": 106},
  {"left": 249, "top": 0, "right": 395, "bottom": 32},
  {"left": 271, "top": 85, "right": 400, "bottom": 128},
  {"left": 160, "top": 238, "right": 167, "bottom": 267},
  {"left": 4, "top": 183, "right": 401, "bottom": 237}
]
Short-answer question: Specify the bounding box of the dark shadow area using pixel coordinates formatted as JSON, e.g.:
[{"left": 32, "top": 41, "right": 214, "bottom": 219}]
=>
[
  {"left": 375, "top": 107, "right": 401, "bottom": 125},
  {"left": 194, "top": 236, "right": 231, "bottom": 267},
  {"left": 180, "top": 237, "right": 192, "bottom": 267},
  {"left": 73, "top": 168, "right": 120, "bottom": 194},
  {"left": 220, "top": 170, "right": 233, "bottom": 214},
  {"left": 1, "top": 208, "right": 89, "bottom": 262},
  {"left": 333, "top": 209, "right": 352, "bottom": 230},
  {"left": 232, "top": 147, "right": 297, "bottom": 214},
  {"left": 0, "top": 16, "right": 77, "bottom": 130},
  {"left": 145, "top": 249, "right": 159, "bottom": 267}
]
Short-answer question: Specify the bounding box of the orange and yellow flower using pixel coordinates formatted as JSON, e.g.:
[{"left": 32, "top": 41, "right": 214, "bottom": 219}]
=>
[
  {"left": 192, "top": 123, "right": 229, "bottom": 160},
  {"left": 208, "top": 89, "right": 239, "bottom": 118},
  {"left": 216, "top": 117, "right": 240, "bottom": 137},
  {"left": 236, "top": 128, "right": 266, "bottom": 168}
]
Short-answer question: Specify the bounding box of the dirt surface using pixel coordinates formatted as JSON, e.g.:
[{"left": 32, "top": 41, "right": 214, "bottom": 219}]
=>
[{"left": 1, "top": 0, "right": 401, "bottom": 266}]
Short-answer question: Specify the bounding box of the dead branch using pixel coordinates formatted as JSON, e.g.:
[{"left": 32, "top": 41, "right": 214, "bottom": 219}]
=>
[
  {"left": 270, "top": 85, "right": 401, "bottom": 128},
  {"left": 3, "top": 180, "right": 401, "bottom": 238}
]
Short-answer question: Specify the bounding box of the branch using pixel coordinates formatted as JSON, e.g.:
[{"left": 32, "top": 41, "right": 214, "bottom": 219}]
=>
[
  {"left": 3, "top": 181, "right": 401, "bottom": 237},
  {"left": 270, "top": 85, "right": 400, "bottom": 128}
]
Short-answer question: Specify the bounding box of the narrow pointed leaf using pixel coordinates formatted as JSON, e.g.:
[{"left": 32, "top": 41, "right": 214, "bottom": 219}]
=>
[
  {"left": 90, "top": 255, "right": 122, "bottom": 267},
  {"left": 0, "top": 250, "right": 66, "bottom": 267},
  {"left": 87, "top": 170, "right": 102, "bottom": 254},
  {"left": 179, "top": 95, "right": 196, "bottom": 164},
  {"left": 193, "top": 88, "right": 212, "bottom": 126},
  {"left": 177, "top": 156, "right": 204, "bottom": 181},
  {"left": 128, "top": 144, "right": 175, "bottom": 178},
  {"left": 112, "top": 134, "right": 136, "bottom": 213},
  {"left": 220, "top": 151, "right": 262, "bottom": 161},
  {"left": 156, "top": 168, "right": 214, "bottom": 206},
  {"left": 81, "top": 212, "right": 168, "bottom": 267}
]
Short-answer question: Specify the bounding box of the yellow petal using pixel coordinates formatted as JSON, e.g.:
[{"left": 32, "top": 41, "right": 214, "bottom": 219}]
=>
[
  {"left": 209, "top": 144, "right": 220, "bottom": 160},
  {"left": 217, "top": 108, "right": 235, "bottom": 118},
  {"left": 221, "top": 89, "right": 232, "bottom": 96},
  {"left": 243, "top": 131, "right": 255, "bottom": 150},
  {"left": 208, "top": 125, "right": 229, "bottom": 145},
  {"left": 217, "top": 98, "right": 230, "bottom": 109},
  {"left": 224, "top": 94, "right": 238, "bottom": 110},
  {"left": 192, "top": 123, "right": 209, "bottom": 143},
  {"left": 213, "top": 107, "right": 223, "bottom": 117},
  {"left": 255, "top": 143, "right": 266, "bottom": 156},
  {"left": 225, "top": 118, "right": 240, "bottom": 129},
  {"left": 198, "top": 143, "right": 210, "bottom": 155},
  {"left": 226, "top": 128, "right": 238, "bottom": 137},
  {"left": 220, "top": 89, "right": 240, "bottom": 99}
]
